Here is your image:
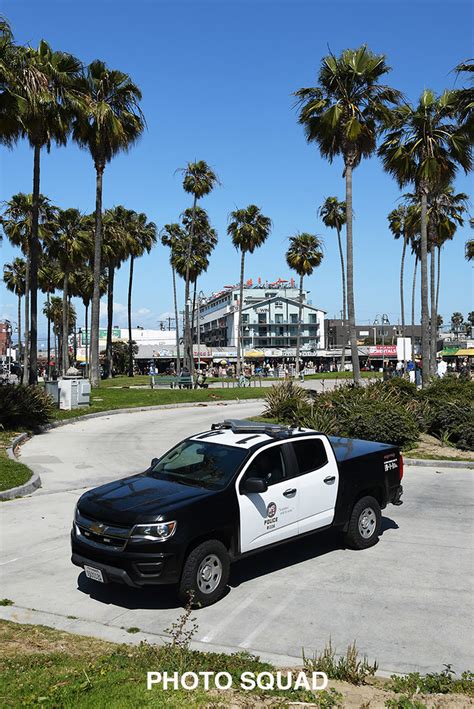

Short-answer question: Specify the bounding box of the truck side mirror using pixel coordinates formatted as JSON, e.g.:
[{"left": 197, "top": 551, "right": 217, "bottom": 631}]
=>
[
  {"left": 242, "top": 477, "right": 268, "bottom": 494},
  {"left": 150, "top": 458, "right": 159, "bottom": 470}
]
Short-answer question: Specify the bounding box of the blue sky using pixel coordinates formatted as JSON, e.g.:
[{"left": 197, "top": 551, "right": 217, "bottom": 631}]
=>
[{"left": 1, "top": 0, "right": 473, "bottom": 346}]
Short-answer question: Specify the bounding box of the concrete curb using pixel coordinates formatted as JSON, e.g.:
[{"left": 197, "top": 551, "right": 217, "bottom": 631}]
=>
[
  {"left": 2, "top": 432, "right": 42, "bottom": 501},
  {"left": 0, "top": 604, "right": 402, "bottom": 676},
  {"left": 404, "top": 457, "right": 474, "bottom": 469}
]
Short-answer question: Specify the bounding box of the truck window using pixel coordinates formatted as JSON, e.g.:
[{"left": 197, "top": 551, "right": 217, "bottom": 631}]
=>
[
  {"left": 245, "top": 446, "right": 286, "bottom": 486},
  {"left": 291, "top": 439, "right": 328, "bottom": 476},
  {"left": 149, "top": 441, "right": 247, "bottom": 490}
]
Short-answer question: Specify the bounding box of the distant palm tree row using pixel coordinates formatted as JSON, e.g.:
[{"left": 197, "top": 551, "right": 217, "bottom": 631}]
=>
[
  {"left": 1, "top": 16, "right": 472, "bottom": 387},
  {"left": 2, "top": 197, "right": 156, "bottom": 381}
]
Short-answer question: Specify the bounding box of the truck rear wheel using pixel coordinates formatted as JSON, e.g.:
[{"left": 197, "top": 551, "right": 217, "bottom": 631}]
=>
[
  {"left": 178, "top": 539, "right": 230, "bottom": 607},
  {"left": 345, "top": 496, "right": 381, "bottom": 549}
]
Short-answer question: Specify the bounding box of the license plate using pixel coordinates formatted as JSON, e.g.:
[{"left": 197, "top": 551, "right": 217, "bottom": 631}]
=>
[{"left": 84, "top": 565, "right": 104, "bottom": 583}]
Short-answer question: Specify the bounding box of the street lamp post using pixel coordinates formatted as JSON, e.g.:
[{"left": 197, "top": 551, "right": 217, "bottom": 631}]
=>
[{"left": 374, "top": 313, "right": 390, "bottom": 372}]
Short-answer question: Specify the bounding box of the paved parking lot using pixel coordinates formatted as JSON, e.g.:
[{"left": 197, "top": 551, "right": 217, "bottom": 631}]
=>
[{"left": 1, "top": 401, "right": 473, "bottom": 674}]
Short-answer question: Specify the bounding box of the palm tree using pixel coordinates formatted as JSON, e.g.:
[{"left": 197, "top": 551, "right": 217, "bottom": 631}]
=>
[
  {"left": 15, "top": 40, "right": 81, "bottom": 383},
  {"left": 72, "top": 60, "right": 145, "bottom": 386},
  {"left": 101, "top": 207, "right": 129, "bottom": 378},
  {"left": 295, "top": 46, "right": 401, "bottom": 384},
  {"left": 466, "top": 239, "right": 474, "bottom": 261},
  {"left": 379, "top": 89, "right": 472, "bottom": 385},
  {"left": 410, "top": 235, "right": 421, "bottom": 342},
  {"left": 123, "top": 211, "right": 157, "bottom": 376},
  {"left": 318, "top": 196, "right": 347, "bottom": 371},
  {"left": 46, "top": 208, "right": 90, "bottom": 374},
  {"left": 3, "top": 257, "right": 26, "bottom": 361},
  {"left": 160, "top": 222, "right": 186, "bottom": 375},
  {"left": 180, "top": 160, "right": 219, "bottom": 372},
  {"left": 1, "top": 192, "right": 56, "bottom": 383},
  {"left": 69, "top": 265, "right": 107, "bottom": 377},
  {"left": 319, "top": 197, "right": 347, "bottom": 319},
  {"left": 38, "top": 256, "right": 61, "bottom": 378},
  {"left": 450, "top": 312, "right": 464, "bottom": 339},
  {"left": 44, "top": 295, "right": 76, "bottom": 370},
  {"left": 0, "top": 16, "right": 22, "bottom": 147},
  {"left": 227, "top": 205, "right": 272, "bottom": 376},
  {"left": 387, "top": 204, "right": 415, "bottom": 368},
  {"left": 286, "top": 233, "right": 324, "bottom": 375},
  {"left": 454, "top": 59, "right": 474, "bottom": 138}
]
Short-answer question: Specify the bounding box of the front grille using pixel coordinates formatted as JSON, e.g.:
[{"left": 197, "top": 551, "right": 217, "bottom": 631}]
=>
[{"left": 76, "top": 511, "right": 132, "bottom": 551}]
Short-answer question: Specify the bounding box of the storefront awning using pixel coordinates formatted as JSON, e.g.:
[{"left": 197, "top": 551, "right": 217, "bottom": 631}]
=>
[
  {"left": 439, "top": 347, "right": 459, "bottom": 357},
  {"left": 455, "top": 348, "right": 474, "bottom": 357}
]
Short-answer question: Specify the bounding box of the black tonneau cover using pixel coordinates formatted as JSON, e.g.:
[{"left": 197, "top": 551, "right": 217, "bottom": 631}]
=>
[{"left": 328, "top": 436, "right": 397, "bottom": 463}]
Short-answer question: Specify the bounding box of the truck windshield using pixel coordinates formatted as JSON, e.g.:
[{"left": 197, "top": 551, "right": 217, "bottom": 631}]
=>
[{"left": 149, "top": 440, "right": 247, "bottom": 490}]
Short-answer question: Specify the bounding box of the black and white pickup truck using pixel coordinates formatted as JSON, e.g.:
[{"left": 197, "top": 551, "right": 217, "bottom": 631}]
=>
[{"left": 71, "top": 420, "right": 404, "bottom": 606}]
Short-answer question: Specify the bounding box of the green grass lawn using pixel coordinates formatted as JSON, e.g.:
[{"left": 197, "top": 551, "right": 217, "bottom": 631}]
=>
[
  {"left": 101, "top": 371, "right": 381, "bottom": 389},
  {"left": 54, "top": 385, "right": 267, "bottom": 421},
  {"left": 0, "top": 620, "right": 341, "bottom": 708},
  {"left": 0, "top": 432, "right": 31, "bottom": 493}
]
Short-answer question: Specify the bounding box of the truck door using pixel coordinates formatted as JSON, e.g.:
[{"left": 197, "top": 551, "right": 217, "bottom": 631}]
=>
[
  {"left": 289, "top": 437, "right": 339, "bottom": 534},
  {"left": 237, "top": 442, "right": 299, "bottom": 554}
]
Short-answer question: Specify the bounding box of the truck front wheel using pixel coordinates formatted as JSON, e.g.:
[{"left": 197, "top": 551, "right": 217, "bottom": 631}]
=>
[
  {"left": 345, "top": 496, "right": 381, "bottom": 549},
  {"left": 178, "top": 539, "right": 230, "bottom": 607}
]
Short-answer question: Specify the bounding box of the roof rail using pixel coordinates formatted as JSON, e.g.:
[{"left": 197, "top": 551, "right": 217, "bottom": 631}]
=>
[{"left": 211, "top": 419, "right": 295, "bottom": 439}]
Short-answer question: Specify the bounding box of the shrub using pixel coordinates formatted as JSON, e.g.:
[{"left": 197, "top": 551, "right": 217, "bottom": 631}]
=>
[
  {"left": 0, "top": 382, "right": 54, "bottom": 429},
  {"left": 263, "top": 382, "right": 311, "bottom": 425}
]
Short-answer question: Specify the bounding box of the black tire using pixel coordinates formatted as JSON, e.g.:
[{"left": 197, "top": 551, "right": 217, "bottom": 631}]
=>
[
  {"left": 178, "top": 539, "right": 230, "bottom": 607},
  {"left": 344, "top": 495, "right": 381, "bottom": 550}
]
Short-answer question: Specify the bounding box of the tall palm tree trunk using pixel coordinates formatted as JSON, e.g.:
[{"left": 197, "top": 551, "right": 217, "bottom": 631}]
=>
[
  {"left": 22, "top": 259, "right": 30, "bottom": 385},
  {"left": 46, "top": 292, "right": 51, "bottom": 380},
  {"left": 17, "top": 293, "right": 22, "bottom": 368},
  {"left": 345, "top": 160, "right": 361, "bottom": 384},
  {"left": 296, "top": 274, "right": 303, "bottom": 376},
  {"left": 410, "top": 255, "right": 418, "bottom": 361},
  {"left": 172, "top": 267, "right": 181, "bottom": 375},
  {"left": 62, "top": 272, "right": 69, "bottom": 375},
  {"left": 29, "top": 144, "right": 41, "bottom": 384},
  {"left": 90, "top": 164, "right": 104, "bottom": 387},
  {"left": 105, "top": 262, "right": 115, "bottom": 378},
  {"left": 420, "top": 188, "right": 430, "bottom": 387},
  {"left": 336, "top": 225, "right": 347, "bottom": 373},
  {"left": 429, "top": 245, "right": 437, "bottom": 376},
  {"left": 127, "top": 254, "right": 134, "bottom": 377},
  {"left": 184, "top": 195, "right": 197, "bottom": 375},
  {"left": 191, "top": 280, "right": 197, "bottom": 352},
  {"left": 236, "top": 251, "right": 245, "bottom": 378},
  {"left": 435, "top": 245, "right": 441, "bottom": 320},
  {"left": 400, "top": 237, "right": 407, "bottom": 369},
  {"left": 84, "top": 303, "right": 89, "bottom": 377}
]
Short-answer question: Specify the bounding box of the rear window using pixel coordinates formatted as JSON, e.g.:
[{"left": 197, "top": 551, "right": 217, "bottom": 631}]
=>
[{"left": 291, "top": 439, "right": 328, "bottom": 475}]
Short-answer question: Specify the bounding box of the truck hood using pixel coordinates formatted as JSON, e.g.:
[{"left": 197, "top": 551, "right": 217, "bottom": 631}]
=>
[{"left": 78, "top": 472, "right": 214, "bottom": 526}]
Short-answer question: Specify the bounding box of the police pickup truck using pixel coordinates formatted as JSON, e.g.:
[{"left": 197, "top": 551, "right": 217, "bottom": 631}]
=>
[{"left": 71, "top": 420, "right": 404, "bottom": 607}]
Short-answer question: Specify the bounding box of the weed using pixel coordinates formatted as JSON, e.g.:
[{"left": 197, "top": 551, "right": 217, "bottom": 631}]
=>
[
  {"left": 389, "top": 665, "right": 474, "bottom": 696},
  {"left": 0, "top": 599, "right": 13, "bottom": 606},
  {"left": 385, "top": 697, "right": 427, "bottom": 709},
  {"left": 302, "top": 639, "right": 378, "bottom": 685},
  {"left": 126, "top": 627, "right": 140, "bottom": 634}
]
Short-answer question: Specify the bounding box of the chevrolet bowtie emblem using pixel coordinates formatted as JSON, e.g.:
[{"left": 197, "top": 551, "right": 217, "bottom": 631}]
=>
[{"left": 90, "top": 523, "right": 106, "bottom": 534}]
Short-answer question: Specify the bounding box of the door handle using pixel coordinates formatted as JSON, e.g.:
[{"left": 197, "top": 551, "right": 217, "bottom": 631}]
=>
[
  {"left": 324, "top": 476, "right": 336, "bottom": 484},
  {"left": 283, "top": 488, "right": 297, "bottom": 497}
]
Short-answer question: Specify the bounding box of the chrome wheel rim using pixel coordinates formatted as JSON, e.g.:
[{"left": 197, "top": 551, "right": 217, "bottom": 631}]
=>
[
  {"left": 358, "top": 507, "right": 377, "bottom": 539},
  {"left": 197, "top": 554, "right": 222, "bottom": 594}
]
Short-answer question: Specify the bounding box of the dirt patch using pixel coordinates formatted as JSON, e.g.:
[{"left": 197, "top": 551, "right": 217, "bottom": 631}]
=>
[
  {"left": 0, "top": 621, "right": 114, "bottom": 658},
  {"left": 406, "top": 433, "right": 474, "bottom": 462}
]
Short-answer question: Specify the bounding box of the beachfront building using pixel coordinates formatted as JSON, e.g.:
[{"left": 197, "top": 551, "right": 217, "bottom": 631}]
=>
[{"left": 197, "top": 278, "right": 325, "bottom": 351}]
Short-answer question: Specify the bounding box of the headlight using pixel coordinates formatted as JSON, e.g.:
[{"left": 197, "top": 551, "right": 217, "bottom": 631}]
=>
[{"left": 131, "top": 521, "right": 177, "bottom": 541}]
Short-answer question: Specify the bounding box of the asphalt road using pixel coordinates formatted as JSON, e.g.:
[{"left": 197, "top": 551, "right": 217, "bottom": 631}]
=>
[{"left": 1, "top": 401, "right": 473, "bottom": 674}]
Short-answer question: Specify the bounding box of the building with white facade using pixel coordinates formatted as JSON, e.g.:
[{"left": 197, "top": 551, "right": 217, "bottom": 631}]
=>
[{"left": 198, "top": 279, "right": 325, "bottom": 351}]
